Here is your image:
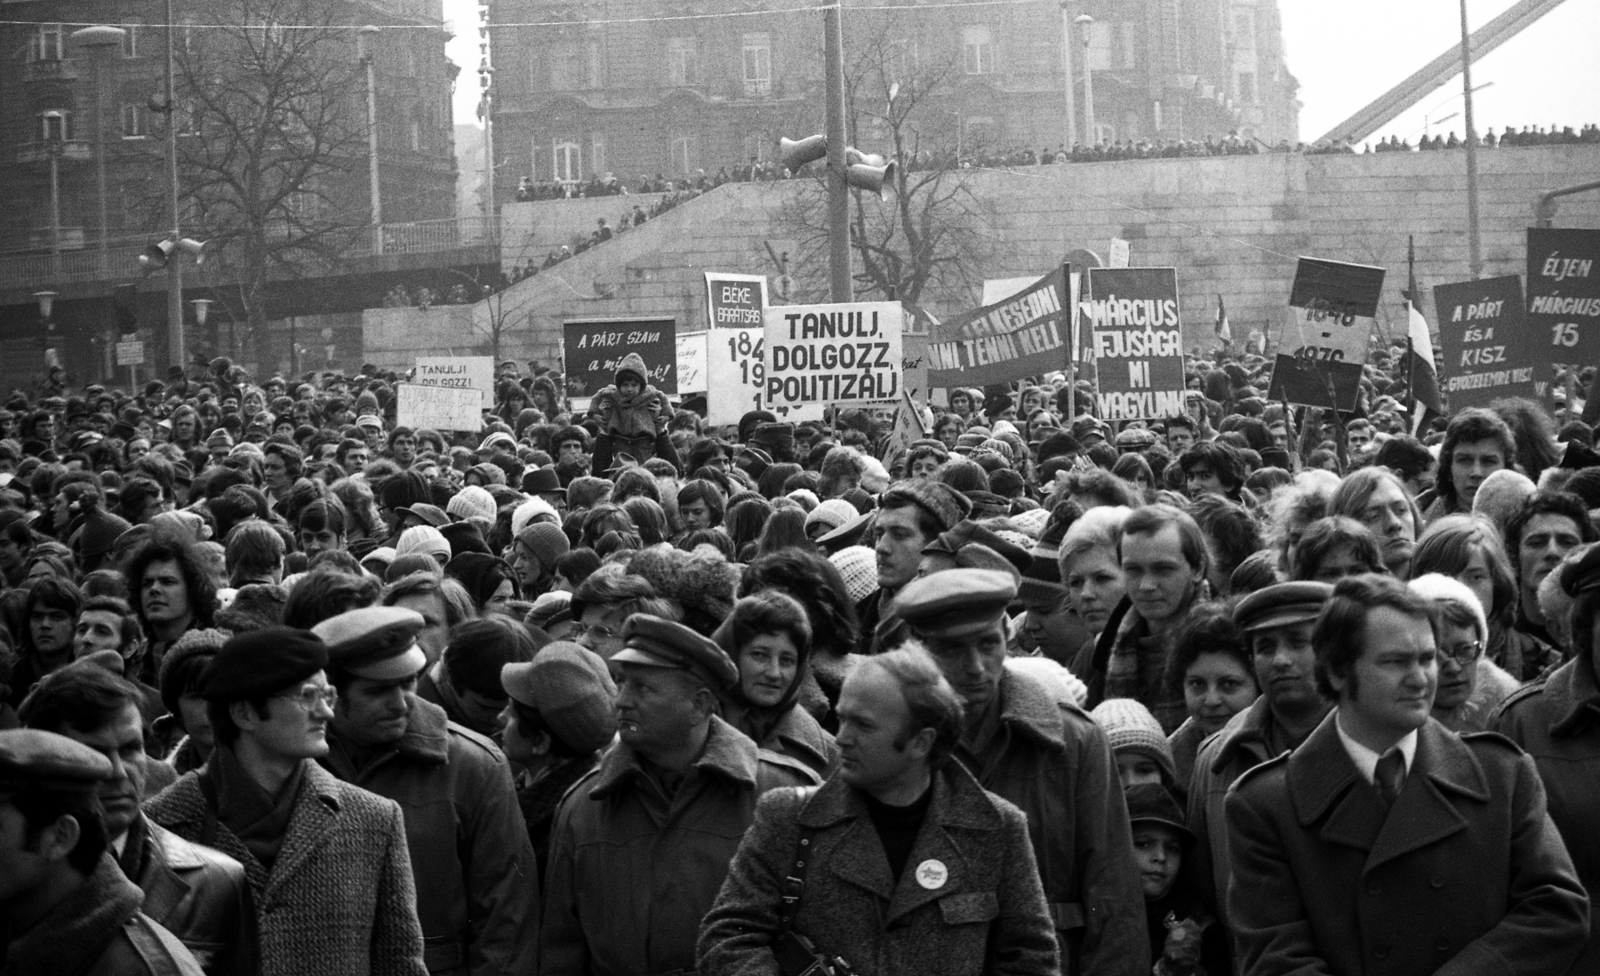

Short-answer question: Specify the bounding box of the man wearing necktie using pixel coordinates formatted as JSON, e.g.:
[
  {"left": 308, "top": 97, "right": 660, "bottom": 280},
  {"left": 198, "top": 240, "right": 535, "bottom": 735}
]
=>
[{"left": 1222, "top": 573, "right": 1589, "bottom": 976}]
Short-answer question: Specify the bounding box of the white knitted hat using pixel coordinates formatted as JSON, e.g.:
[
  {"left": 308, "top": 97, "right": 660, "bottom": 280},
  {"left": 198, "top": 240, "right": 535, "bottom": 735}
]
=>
[
  {"left": 830, "top": 545, "right": 879, "bottom": 604},
  {"left": 1089, "top": 698, "right": 1175, "bottom": 784},
  {"left": 396, "top": 525, "right": 451, "bottom": 564},
  {"left": 1011, "top": 507, "right": 1051, "bottom": 541},
  {"left": 807, "top": 498, "right": 859, "bottom": 534},
  {"left": 447, "top": 485, "right": 497, "bottom": 523},
  {"left": 1409, "top": 573, "right": 1488, "bottom": 642},
  {"left": 510, "top": 496, "right": 559, "bottom": 538}
]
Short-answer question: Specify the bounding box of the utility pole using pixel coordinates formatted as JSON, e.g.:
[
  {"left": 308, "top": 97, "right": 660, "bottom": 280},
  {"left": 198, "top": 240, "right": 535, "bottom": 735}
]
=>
[
  {"left": 822, "top": 1, "right": 851, "bottom": 302},
  {"left": 164, "top": 0, "right": 185, "bottom": 369},
  {"left": 360, "top": 27, "right": 383, "bottom": 255},
  {"left": 1458, "top": 0, "right": 1483, "bottom": 278},
  {"left": 1058, "top": 0, "right": 1076, "bottom": 149}
]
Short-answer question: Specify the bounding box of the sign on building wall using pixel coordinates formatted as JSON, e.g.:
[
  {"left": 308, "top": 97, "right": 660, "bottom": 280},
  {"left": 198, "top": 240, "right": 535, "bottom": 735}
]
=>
[
  {"left": 561, "top": 318, "right": 678, "bottom": 396},
  {"left": 1085, "top": 267, "right": 1186, "bottom": 420},
  {"left": 413, "top": 356, "right": 494, "bottom": 407},
  {"left": 1433, "top": 275, "right": 1538, "bottom": 410},
  {"left": 763, "top": 302, "right": 902, "bottom": 422},
  {"left": 1268, "top": 257, "right": 1385, "bottom": 410},
  {"left": 1526, "top": 227, "right": 1600, "bottom": 368}
]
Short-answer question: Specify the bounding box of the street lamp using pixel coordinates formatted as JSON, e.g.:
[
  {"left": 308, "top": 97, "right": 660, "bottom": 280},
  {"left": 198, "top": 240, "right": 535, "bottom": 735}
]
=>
[
  {"left": 1420, "top": 81, "right": 1492, "bottom": 139},
  {"left": 1058, "top": 0, "right": 1077, "bottom": 150},
  {"left": 357, "top": 26, "right": 382, "bottom": 255},
  {"left": 1075, "top": 15, "right": 1096, "bottom": 148},
  {"left": 69, "top": 25, "right": 125, "bottom": 274}
]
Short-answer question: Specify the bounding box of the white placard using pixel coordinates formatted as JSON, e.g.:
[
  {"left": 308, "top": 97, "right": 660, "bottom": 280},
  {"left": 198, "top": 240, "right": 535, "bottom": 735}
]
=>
[
  {"left": 1109, "top": 238, "right": 1130, "bottom": 268},
  {"left": 763, "top": 301, "right": 903, "bottom": 423},
  {"left": 677, "top": 332, "right": 708, "bottom": 393},
  {"left": 116, "top": 340, "right": 145, "bottom": 366},
  {"left": 413, "top": 356, "right": 494, "bottom": 407},
  {"left": 396, "top": 383, "right": 484, "bottom": 432},
  {"left": 707, "top": 328, "right": 765, "bottom": 426},
  {"left": 981, "top": 277, "right": 1041, "bottom": 306}
]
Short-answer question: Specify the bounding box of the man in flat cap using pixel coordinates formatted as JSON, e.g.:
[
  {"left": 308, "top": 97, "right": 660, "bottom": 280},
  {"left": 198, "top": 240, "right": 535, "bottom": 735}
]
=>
[
  {"left": 893, "top": 568, "right": 1148, "bottom": 976},
  {"left": 0, "top": 728, "right": 206, "bottom": 975},
  {"left": 1227, "top": 574, "right": 1587, "bottom": 976},
  {"left": 312, "top": 606, "right": 540, "bottom": 976},
  {"left": 540, "top": 614, "right": 818, "bottom": 976},
  {"left": 19, "top": 662, "right": 255, "bottom": 975},
  {"left": 144, "top": 626, "right": 428, "bottom": 976},
  {"left": 1495, "top": 543, "right": 1600, "bottom": 972},
  {"left": 1186, "top": 580, "right": 1334, "bottom": 932},
  {"left": 858, "top": 480, "right": 974, "bottom": 654}
]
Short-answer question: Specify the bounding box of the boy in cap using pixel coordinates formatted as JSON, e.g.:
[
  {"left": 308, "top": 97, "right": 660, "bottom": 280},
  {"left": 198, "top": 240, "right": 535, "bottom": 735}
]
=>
[
  {"left": 0, "top": 728, "right": 206, "bottom": 975},
  {"left": 893, "top": 568, "right": 1149, "bottom": 976},
  {"left": 312, "top": 606, "right": 540, "bottom": 976},
  {"left": 1186, "top": 581, "right": 1333, "bottom": 932},
  {"left": 541, "top": 614, "right": 817, "bottom": 976},
  {"left": 143, "top": 627, "right": 428, "bottom": 976},
  {"left": 857, "top": 480, "right": 973, "bottom": 654}
]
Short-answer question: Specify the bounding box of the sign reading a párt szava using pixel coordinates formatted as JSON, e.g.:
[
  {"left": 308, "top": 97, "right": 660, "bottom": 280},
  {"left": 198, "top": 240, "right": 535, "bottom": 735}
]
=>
[
  {"left": 562, "top": 318, "right": 678, "bottom": 397},
  {"left": 1433, "top": 275, "right": 1537, "bottom": 410}
]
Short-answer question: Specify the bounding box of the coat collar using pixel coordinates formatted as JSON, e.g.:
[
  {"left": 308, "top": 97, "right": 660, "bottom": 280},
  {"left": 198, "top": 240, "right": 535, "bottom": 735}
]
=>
[
  {"left": 800, "top": 762, "right": 1004, "bottom": 924},
  {"left": 1542, "top": 654, "right": 1600, "bottom": 736},
  {"left": 994, "top": 667, "right": 1067, "bottom": 753},
  {"left": 262, "top": 762, "right": 345, "bottom": 898},
  {"left": 135, "top": 817, "right": 203, "bottom": 922},
  {"left": 588, "top": 714, "right": 758, "bottom": 798},
  {"left": 1287, "top": 711, "right": 1487, "bottom": 872},
  {"left": 394, "top": 695, "right": 451, "bottom": 764},
  {"left": 1208, "top": 696, "right": 1276, "bottom": 774}
]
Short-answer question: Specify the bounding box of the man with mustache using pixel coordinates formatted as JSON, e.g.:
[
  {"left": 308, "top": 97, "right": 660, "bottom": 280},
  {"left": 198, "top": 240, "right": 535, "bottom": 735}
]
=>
[
  {"left": 19, "top": 661, "right": 256, "bottom": 975},
  {"left": 312, "top": 606, "right": 540, "bottom": 976},
  {"left": 1226, "top": 574, "right": 1588, "bottom": 976}
]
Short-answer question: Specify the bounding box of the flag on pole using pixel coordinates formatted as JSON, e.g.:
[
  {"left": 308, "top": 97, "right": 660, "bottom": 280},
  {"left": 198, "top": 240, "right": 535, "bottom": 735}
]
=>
[
  {"left": 1402, "top": 251, "right": 1443, "bottom": 435},
  {"left": 1214, "top": 294, "right": 1232, "bottom": 345}
]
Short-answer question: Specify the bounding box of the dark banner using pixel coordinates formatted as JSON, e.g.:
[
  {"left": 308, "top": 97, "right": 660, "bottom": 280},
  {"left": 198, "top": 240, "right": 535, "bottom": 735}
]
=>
[
  {"left": 1287, "top": 258, "right": 1386, "bottom": 319},
  {"left": 926, "top": 267, "right": 1070, "bottom": 387},
  {"left": 562, "top": 318, "right": 678, "bottom": 397},
  {"left": 1085, "top": 267, "right": 1186, "bottom": 420},
  {"left": 1526, "top": 227, "right": 1600, "bottom": 367},
  {"left": 1433, "top": 275, "right": 1538, "bottom": 411},
  {"left": 1271, "top": 257, "right": 1385, "bottom": 409}
]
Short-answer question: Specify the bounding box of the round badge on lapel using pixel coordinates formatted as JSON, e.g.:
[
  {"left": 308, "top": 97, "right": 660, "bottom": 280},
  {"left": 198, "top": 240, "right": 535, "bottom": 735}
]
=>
[{"left": 914, "top": 859, "right": 948, "bottom": 890}]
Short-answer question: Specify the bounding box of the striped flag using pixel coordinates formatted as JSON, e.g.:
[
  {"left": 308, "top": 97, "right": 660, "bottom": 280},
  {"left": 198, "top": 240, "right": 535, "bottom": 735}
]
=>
[
  {"left": 1402, "top": 261, "right": 1443, "bottom": 435},
  {"left": 1214, "top": 294, "right": 1232, "bottom": 346}
]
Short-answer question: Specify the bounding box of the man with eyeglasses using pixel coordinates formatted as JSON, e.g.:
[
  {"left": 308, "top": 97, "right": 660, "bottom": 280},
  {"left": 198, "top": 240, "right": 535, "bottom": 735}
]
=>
[
  {"left": 145, "top": 627, "right": 428, "bottom": 976},
  {"left": 312, "top": 606, "right": 540, "bottom": 976},
  {"left": 1225, "top": 574, "right": 1587, "bottom": 976}
]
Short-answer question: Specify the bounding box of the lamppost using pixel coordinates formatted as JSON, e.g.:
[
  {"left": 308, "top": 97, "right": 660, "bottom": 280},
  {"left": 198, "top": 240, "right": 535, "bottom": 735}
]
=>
[
  {"left": 35, "top": 291, "right": 58, "bottom": 367},
  {"left": 357, "top": 26, "right": 383, "bottom": 255},
  {"left": 159, "top": 0, "right": 185, "bottom": 369},
  {"left": 1075, "top": 15, "right": 1096, "bottom": 148},
  {"left": 69, "top": 25, "right": 125, "bottom": 274},
  {"left": 1058, "top": 0, "right": 1077, "bottom": 150}
]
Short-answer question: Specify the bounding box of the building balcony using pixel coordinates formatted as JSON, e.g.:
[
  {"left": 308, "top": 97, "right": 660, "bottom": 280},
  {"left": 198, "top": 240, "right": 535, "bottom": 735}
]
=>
[
  {"left": 17, "top": 140, "right": 92, "bottom": 167},
  {"left": 24, "top": 59, "right": 81, "bottom": 83},
  {"left": 22, "top": 227, "right": 88, "bottom": 251}
]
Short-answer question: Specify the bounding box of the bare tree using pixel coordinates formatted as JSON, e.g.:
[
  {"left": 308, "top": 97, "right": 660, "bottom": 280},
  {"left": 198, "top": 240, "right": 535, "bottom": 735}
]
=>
[
  {"left": 780, "top": 23, "right": 997, "bottom": 310},
  {"left": 165, "top": 0, "right": 367, "bottom": 364}
]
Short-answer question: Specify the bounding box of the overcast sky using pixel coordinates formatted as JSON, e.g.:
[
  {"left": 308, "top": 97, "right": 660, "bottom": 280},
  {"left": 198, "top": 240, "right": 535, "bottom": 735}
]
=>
[{"left": 447, "top": 0, "right": 1600, "bottom": 145}]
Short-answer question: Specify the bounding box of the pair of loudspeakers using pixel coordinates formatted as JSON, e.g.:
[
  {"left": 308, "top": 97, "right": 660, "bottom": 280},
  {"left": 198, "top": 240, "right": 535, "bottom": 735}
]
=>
[{"left": 779, "top": 136, "right": 896, "bottom": 198}]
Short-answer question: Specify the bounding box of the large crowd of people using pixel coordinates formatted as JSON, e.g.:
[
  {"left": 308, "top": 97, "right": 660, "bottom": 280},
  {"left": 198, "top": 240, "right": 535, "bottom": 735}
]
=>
[{"left": 1, "top": 342, "right": 1598, "bottom": 975}]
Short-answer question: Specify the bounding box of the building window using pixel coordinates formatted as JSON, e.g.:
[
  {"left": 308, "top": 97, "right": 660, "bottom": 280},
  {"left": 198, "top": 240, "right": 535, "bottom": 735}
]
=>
[
  {"left": 666, "top": 37, "right": 698, "bottom": 86},
  {"left": 590, "top": 132, "right": 606, "bottom": 176},
  {"left": 670, "top": 133, "right": 695, "bottom": 176},
  {"left": 1236, "top": 71, "right": 1257, "bottom": 105},
  {"left": 40, "top": 111, "right": 70, "bottom": 141},
  {"left": 550, "top": 43, "right": 581, "bottom": 90},
  {"left": 887, "top": 38, "right": 919, "bottom": 86},
  {"left": 121, "top": 103, "right": 147, "bottom": 138},
  {"left": 742, "top": 33, "right": 771, "bottom": 97},
  {"left": 409, "top": 116, "right": 422, "bottom": 151},
  {"left": 122, "top": 20, "right": 141, "bottom": 57},
  {"left": 31, "top": 24, "right": 65, "bottom": 61},
  {"left": 1087, "top": 21, "right": 1112, "bottom": 71},
  {"left": 585, "top": 40, "right": 603, "bottom": 89},
  {"left": 961, "top": 26, "right": 993, "bottom": 75},
  {"left": 1232, "top": 10, "right": 1256, "bottom": 50},
  {"left": 553, "top": 139, "right": 581, "bottom": 182}
]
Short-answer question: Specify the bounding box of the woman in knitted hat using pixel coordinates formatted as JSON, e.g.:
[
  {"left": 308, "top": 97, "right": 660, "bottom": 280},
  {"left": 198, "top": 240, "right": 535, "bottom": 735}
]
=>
[
  {"left": 1410, "top": 573, "right": 1520, "bottom": 732},
  {"left": 712, "top": 591, "right": 837, "bottom": 777}
]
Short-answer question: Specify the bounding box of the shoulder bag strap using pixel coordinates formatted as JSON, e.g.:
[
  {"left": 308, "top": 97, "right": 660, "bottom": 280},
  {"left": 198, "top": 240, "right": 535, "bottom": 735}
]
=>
[{"left": 774, "top": 786, "right": 821, "bottom": 942}]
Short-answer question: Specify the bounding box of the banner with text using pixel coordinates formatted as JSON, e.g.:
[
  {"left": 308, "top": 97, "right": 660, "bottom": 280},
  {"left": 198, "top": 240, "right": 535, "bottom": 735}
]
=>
[
  {"left": 763, "top": 302, "right": 903, "bottom": 422},
  {"left": 562, "top": 318, "right": 678, "bottom": 397},
  {"left": 706, "top": 328, "right": 766, "bottom": 425},
  {"left": 1526, "top": 227, "right": 1600, "bottom": 368},
  {"left": 1433, "top": 275, "right": 1537, "bottom": 410},
  {"left": 704, "top": 272, "right": 768, "bottom": 329},
  {"left": 928, "top": 268, "right": 1071, "bottom": 387},
  {"left": 1269, "top": 257, "right": 1385, "bottom": 409},
  {"left": 413, "top": 357, "right": 494, "bottom": 408},
  {"left": 1085, "top": 267, "right": 1185, "bottom": 420},
  {"left": 397, "top": 383, "right": 484, "bottom": 432}
]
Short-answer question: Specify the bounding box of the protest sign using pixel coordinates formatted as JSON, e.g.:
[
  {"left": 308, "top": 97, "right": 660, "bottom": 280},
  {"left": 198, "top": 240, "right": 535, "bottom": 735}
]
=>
[
  {"left": 1085, "top": 267, "right": 1185, "bottom": 420},
  {"left": 981, "top": 277, "right": 1040, "bottom": 305},
  {"left": 763, "top": 301, "right": 902, "bottom": 423},
  {"left": 706, "top": 328, "right": 765, "bottom": 425},
  {"left": 704, "top": 273, "right": 768, "bottom": 329},
  {"left": 1269, "top": 257, "right": 1385, "bottom": 409},
  {"left": 677, "top": 332, "right": 707, "bottom": 393},
  {"left": 1109, "top": 238, "right": 1130, "bottom": 269},
  {"left": 413, "top": 356, "right": 494, "bottom": 407},
  {"left": 1432, "top": 276, "right": 1538, "bottom": 410},
  {"left": 1526, "top": 227, "right": 1600, "bottom": 367},
  {"left": 397, "top": 383, "right": 483, "bottom": 432},
  {"left": 562, "top": 318, "right": 677, "bottom": 397},
  {"left": 928, "top": 268, "right": 1071, "bottom": 388}
]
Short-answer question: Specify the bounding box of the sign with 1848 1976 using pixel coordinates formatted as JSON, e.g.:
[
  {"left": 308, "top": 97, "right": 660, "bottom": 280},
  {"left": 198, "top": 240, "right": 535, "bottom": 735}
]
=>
[
  {"left": 1526, "top": 227, "right": 1600, "bottom": 370},
  {"left": 1268, "top": 257, "right": 1385, "bottom": 410},
  {"left": 1432, "top": 275, "right": 1537, "bottom": 411},
  {"left": 562, "top": 318, "right": 678, "bottom": 397}
]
